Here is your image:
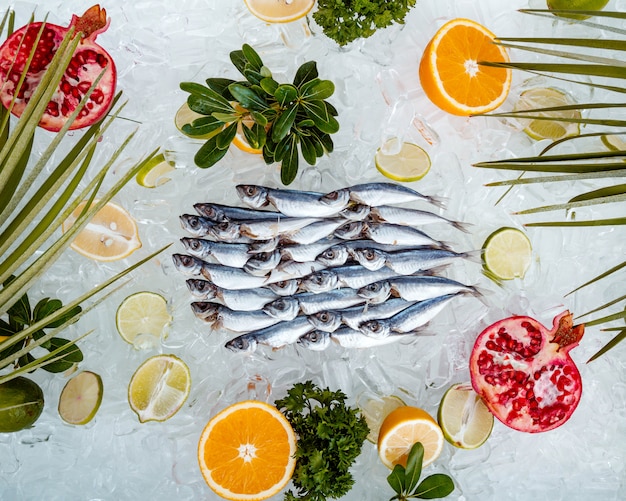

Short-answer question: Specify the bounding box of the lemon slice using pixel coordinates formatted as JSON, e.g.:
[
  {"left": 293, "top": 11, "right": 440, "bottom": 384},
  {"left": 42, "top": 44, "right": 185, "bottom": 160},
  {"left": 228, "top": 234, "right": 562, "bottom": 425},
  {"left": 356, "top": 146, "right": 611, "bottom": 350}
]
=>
[
  {"left": 482, "top": 227, "right": 532, "bottom": 281},
  {"left": 375, "top": 138, "right": 431, "bottom": 182},
  {"left": 175, "top": 102, "right": 223, "bottom": 140},
  {"left": 128, "top": 354, "right": 191, "bottom": 423},
  {"left": 437, "top": 383, "right": 493, "bottom": 449},
  {"left": 377, "top": 405, "right": 444, "bottom": 469},
  {"left": 58, "top": 371, "right": 103, "bottom": 425},
  {"left": 244, "top": 0, "right": 315, "bottom": 23},
  {"left": 62, "top": 200, "right": 142, "bottom": 262},
  {"left": 513, "top": 87, "right": 581, "bottom": 141},
  {"left": 601, "top": 134, "right": 626, "bottom": 152},
  {"left": 136, "top": 153, "right": 175, "bottom": 188},
  {"left": 358, "top": 394, "right": 406, "bottom": 443},
  {"left": 116, "top": 292, "right": 171, "bottom": 349}
]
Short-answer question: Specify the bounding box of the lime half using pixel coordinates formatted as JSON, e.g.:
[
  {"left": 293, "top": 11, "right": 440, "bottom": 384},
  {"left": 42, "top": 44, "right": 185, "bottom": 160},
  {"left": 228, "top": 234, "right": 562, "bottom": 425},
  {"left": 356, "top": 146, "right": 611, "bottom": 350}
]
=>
[
  {"left": 375, "top": 138, "right": 431, "bottom": 182},
  {"left": 358, "top": 394, "right": 406, "bottom": 443},
  {"left": 482, "top": 227, "right": 532, "bottom": 281},
  {"left": 136, "top": 153, "right": 175, "bottom": 188},
  {"left": 0, "top": 377, "right": 44, "bottom": 432},
  {"left": 58, "top": 371, "right": 103, "bottom": 425},
  {"left": 514, "top": 87, "right": 581, "bottom": 141},
  {"left": 116, "top": 292, "right": 172, "bottom": 349},
  {"left": 547, "top": 0, "right": 609, "bottom": 20},
  {"left": 438, "top": 383, "right": 493, "bottom": 449}
]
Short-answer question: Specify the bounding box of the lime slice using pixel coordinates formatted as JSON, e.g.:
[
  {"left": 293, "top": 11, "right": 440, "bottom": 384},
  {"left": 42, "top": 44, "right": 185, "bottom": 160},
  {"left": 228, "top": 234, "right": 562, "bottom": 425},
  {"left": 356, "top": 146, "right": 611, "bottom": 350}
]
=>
[
  {"left": 136, "top": 153, "right": 175, "bottom": 188},
  {"left": 357, "top": 394, "right": 406, "bottom": 443},
  {"left": 437, "top": 383, "right": 493, "bottom": 449},
  {"left": 513, "top": 87, "right": 581, "bottom": 141},
  {"left": 601, "top": 134, "right": 626, "bottom": 152},
  {"left": 375, "top": 138, "right": 431, "bottom": 182},
  {"left": 175, "top": 102, "right": 222, "bottom": 140},
  {"left": 482, "top": 227, "right": 532, "bottom": 280},
  {"left": 58, "top": 371, "right": 103, "bottom": 425},
  {"left": 0, "top": 377, "right": 44, "bottom": 432},
  {"left": 128, "top": 354, "right": 191, "bottom": 423},
  {"left": 115, "top": 292, "right": 172, "bottom": 349}
]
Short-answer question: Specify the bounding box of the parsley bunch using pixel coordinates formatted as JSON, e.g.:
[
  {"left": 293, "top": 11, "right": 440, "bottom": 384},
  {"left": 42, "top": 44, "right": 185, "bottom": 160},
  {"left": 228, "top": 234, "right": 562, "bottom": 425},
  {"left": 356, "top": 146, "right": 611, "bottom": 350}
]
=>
[
  {"left": 313, "top": 0, "right": 417, "bottom": 46},
  {"left": 275, "top": 381, "right": 369, "bottom": 501}
]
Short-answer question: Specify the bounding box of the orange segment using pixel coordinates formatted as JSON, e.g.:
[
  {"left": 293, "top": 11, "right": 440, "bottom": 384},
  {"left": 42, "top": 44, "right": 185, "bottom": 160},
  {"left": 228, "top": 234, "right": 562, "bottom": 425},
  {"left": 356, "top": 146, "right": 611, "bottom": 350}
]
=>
[
  {"left": 198, "top": 400, "right": 297, "bottom": 501},
  {"left": 377, "top": 405, "right": 444, "bottom": 469},
  {"left": 62, "top": 200, "right": 141, "bottom": 262},
  {"left": 244, "top": 0, "right": 315, "bottom": 23},
  {"left": 232, "top": 119, "right": 263, "bottom": 155},
  {"left": 419, "top": 18, "right": 511, "bottom": 116}
]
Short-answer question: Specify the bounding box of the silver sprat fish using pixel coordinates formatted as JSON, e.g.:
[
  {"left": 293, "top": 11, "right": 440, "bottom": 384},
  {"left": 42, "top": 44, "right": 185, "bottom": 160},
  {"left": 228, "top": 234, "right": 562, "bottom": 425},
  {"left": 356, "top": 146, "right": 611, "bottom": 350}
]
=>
[
  {"left": 180, "top": 238, "right": 252, "bottom": 268},
  {"left": 172, "top": 254, "right": 268, "bottom": 290},
  {"left": 280, "top": 239, "right": 342, "bottom": 263},
  {"left": 359, "top": 293, "right": 460, "bottom": 337},
  {"left": 299, "top": 327, "right": 418, "bottom": 350},
  {"left": 339, "top": 297, "right": 415, "bottom": 331},
  {"left": 295, "top": 288, "right": 367, "bottom": 315},
  {"left": 204, "top": 221, "right": 255, "bottom": 244},
  {"left": 365, "top": 222, "right": 447, "bottom": 248},
  {"left": 377, "top": 275, "right": 481, "bottom": 302},
  {"left": 354, "top": 247, "right": 478, "bottom": 274},
  {"left": 370, "top": 205, "right": 470, "bottom": 233},
  {"left": 303, "top": 265, "right": 404, "bottom": 293},
  {"left": 315, "top": 244, "right": 351, "bottom": 267},
  {"left": 179, "top": 214, "right": 216, "bottom": 237},
  {"left": 334, "top": 221, "right": 367, "bottom": 240},
  {"left": 194, "top": 202, "right": 280, "bottom": 222},
  {"left": 346, "top": 182, "right": 445, "bottom": 208},
  {"left": 225, "top": 316, "right": 315, "bottom": 353},
  {"left": 339, "top": 204, "right": 371, "bottom": 221},
  {"left": 236, "top": 185, "right": 350, "bottom": 218},
  {"left": 306, "top": 310, "right": 343, "bottom": 333},
  {"left": 267, "top": 260, "right": 327, "bottom": 283},
  {"left": 281, "top": 218, "right": 347, "bottom": 246},
  {"left": 248, "top": 238, "right": 280, "bottom": 254},
  {"left": 240, "top": 217, "right": 320, "bottom": 240},
  {"left": 266, "top": 279, "right": 301, "bottom": 296},
  {"left": 262, "top": 297, "right": 301, "bottom": 321},
  {"left": 300, "top": 269, "right": 339, "bottom": 293},
  {"left": 191, "top": 302, "right": 282, "bottom": 332},
  {"left": 186, "top": 279, "right": 279, "bottom": 311},
  {"left": 297, "top": 330, "right": 331, "bottom": 351},
  {"left": 243, "top": 250, "right": 282, "bottom": 276},
  {"left": 357, "top": 280, "right": 392, "bottom": 302}
]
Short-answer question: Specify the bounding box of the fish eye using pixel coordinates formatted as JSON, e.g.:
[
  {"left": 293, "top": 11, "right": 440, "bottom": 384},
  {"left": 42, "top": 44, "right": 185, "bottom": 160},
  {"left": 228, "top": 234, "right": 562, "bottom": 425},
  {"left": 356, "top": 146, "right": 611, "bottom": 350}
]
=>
[
  {"left": 308, "top": 332, "right": 321, "bottom": 342},
  {"left": 189, "top": 240, "right": 201, "bottom": 250},
  {"left": 180, "top": 255, "right": 193, "bottom": 266},
  {"left": 245, "top": 186, "right": 256, "bottom": 196},
  {"left": 318, "top": 312, "right": 329, "bottom": 322}
]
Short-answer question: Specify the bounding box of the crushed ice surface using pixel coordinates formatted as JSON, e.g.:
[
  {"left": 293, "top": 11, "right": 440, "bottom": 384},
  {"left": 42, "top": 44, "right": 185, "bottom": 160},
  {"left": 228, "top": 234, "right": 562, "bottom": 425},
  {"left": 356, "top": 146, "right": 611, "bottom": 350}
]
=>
[{"left": 2, "top": 0, "right": 625, "bottom": 500}]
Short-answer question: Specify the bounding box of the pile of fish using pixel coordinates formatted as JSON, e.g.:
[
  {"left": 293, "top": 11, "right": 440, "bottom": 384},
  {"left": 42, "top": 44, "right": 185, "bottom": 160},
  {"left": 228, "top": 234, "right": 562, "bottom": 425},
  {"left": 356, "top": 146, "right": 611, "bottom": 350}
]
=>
[{"left": 173, "top": 182, "right": 481, "bottom": 353}]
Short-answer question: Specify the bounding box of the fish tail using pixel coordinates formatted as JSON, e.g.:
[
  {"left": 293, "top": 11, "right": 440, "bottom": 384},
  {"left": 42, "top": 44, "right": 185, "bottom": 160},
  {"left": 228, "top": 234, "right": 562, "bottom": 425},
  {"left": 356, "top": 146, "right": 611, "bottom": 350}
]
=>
[
  {"left": 451, "top": 220, "right": 473, "bottom": 233},
  {"left": 460, "top": 249, "right": 483, "bottom": 264},
  {"left": 427, "top": 194, "right": 448, "bottom": 209}
]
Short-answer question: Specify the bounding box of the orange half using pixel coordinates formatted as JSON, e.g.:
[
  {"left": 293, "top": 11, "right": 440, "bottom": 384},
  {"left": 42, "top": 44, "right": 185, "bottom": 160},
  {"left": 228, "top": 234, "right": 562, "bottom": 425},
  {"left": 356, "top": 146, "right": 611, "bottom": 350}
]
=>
[{"left": 419, "top": 18, "right": 511, "bottom": 116}]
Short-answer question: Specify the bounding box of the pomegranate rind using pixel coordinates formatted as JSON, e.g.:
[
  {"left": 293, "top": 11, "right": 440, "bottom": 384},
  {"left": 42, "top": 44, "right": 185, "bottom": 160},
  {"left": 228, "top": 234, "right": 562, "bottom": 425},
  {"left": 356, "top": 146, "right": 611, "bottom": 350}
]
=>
[{"left": 469, "top": 311, "right": 584, "bottom": 433}]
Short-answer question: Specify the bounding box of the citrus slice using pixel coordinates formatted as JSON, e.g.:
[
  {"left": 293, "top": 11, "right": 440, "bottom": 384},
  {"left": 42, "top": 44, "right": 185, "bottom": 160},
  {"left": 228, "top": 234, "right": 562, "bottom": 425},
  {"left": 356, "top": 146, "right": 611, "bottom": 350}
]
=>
[
  {"left": 377, "top": 405, "right": 444, "bottom": 469},
  {"left": 58, "top": 371, "right": 103, "bottom": 425},
  {"left": 198, "top": 400, "right": 297, "bottom": 501},
  {"left": 244, "top": 0, "right": 315, "bottom": 23},
  {"left": 232, "top": 119, "right": 263, "bottom": 154},
  {"left": 136, "top": 153, "right": 175, "bottom": 188},
  {"left": 513, "top": 87, "right": 581, "bottom": 141},
  {"left": 175, "top": 102, "right": 223, "bottom": 140},
  {"left": 547, "top": 0, "right": 609, "bottom": 19},
  {"left": 419, "top": 18, "right": 512, "bottom": 116},
  {"left": 62, "top": 200, "right": 141, "bottom": 262},
  {"left": 115, "top": 291, "right": 172, "bottom": 349},
  {"left": 374, "top": 138, "right": 431, "bottom": 182},
  {"left": 128, "top": 354, "right": 191, "bottom": 423},
  {"left": 482, "top": 227, "right": 532, "bottom": 280},
  {"left": 358, "top": 394, "right": 406, "bottom": 443},
  {"left": 601, "top": 133, "right": 626, "bottom": 152},
  {"left": 437, "top": 383, "right": 493, "bottom": 449}
]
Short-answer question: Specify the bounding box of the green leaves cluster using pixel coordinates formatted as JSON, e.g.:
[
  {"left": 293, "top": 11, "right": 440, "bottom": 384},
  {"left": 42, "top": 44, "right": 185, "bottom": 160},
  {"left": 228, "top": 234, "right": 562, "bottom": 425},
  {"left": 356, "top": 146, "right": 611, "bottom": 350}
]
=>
[
  {"left": 313, "top": 0, "right": 416, "bottom": 46},
  {"left": 387, "top": 443, "right": 454, "bottom": 500},
  {"left": 179, "top": 44, "right": 338, "bottom": 185},
  {"left": 274, "top": 381, "right": 369, "bottom": 501},
  {"left": 1, "top": 277, "right": 82, "bottom": 373}
]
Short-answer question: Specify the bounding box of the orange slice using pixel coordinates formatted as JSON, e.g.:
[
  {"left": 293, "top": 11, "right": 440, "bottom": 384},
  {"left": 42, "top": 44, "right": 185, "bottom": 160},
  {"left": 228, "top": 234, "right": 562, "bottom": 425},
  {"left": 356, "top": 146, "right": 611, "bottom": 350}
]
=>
[
  {"left": 232, "top": 119, "right": 263, "bottom": 155},
  {"left": 62, "top": 200, "right": 141, "bottom": 262},
  {"left": 377, "top": 405, "right": 444, "bottom": 469},
  {"left": 244, "top": 0, "right": 315, "bottom": 23},
  {"left": 419, "top": 18, "right": 512, "bottom": 116},
  {"left": 198, "top": 400, "right": 297, "bottom": 501}
]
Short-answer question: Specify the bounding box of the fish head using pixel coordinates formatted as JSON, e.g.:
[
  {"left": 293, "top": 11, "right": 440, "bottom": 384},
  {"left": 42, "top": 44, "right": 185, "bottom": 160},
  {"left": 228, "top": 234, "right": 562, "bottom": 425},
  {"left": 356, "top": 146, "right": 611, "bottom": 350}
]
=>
[
  {"left": 339, "top": 203, "right": 370, "bottom": 221},
  {"left": 353, "top": 248, "right": 386, "bottom": 271},
  {"left": 358, "top": 319, "right": 391, "bottom": 339},
  {"left": 180, "top": 237, "right": 209, "bottom": 257},
  {"left": 315, "top": 245, "right": 348, "bottom": 267},
  {"left": 249, "top": 237, "right": 279, "bottom": 254},
  {"left": 320, "top": 188, "right": 350, "bottom": 209},
  {"left": 172, "top": 254, "right": 204, "bottom": 275},
  {"left": 267, "top": 279, "right": 300, "bottom": 296},
  {"left": 236, "top": 185, "right": 269, "bottom": 209},
  {"left": 180, "top": 214, "right": 213, "bottom": 237},
  {"left": 207, "top": 221, "right": 241, "bottom": 241},
  {"left": 308, "top": 311, "right": 342, "bottom": 332},
  {"left": 357, "top": 280, "right": 391, "bottom": 302},
  {"left": 302, "top": 270, "right": 338, "bottom": 293},
  {"left": 247, "top": 250, "right": 280, "bottom": 268},
  {"left": 298, "top": 330, "right": 331, "bottom": 351},
  {"left": 225, "top": 335, "right": 257, "bottom": 353},
  {"left": 334, "top": 221, "right": 365, "bottom": 240},
  {"left": 190, "top": 302, "right": 220, "bottom": 322},
  {"left": 186, "top": 279, "right": 217, "bottom": 299},
  {"left": 263, "top": 298, "right": 300, "bottom": 320},
  {"left": 193, "top": 203, "right": 227, "bottom": 222}
]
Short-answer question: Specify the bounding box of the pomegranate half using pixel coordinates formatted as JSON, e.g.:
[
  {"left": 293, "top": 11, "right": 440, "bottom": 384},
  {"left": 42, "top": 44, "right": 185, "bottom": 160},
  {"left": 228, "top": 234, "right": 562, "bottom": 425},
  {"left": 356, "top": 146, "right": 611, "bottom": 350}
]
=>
[
  {"left": 469, "top": 310, "right": 584, "bottom": 433},
  {"left": 0, "top": 5, "right": 116, "bottom": 131}
]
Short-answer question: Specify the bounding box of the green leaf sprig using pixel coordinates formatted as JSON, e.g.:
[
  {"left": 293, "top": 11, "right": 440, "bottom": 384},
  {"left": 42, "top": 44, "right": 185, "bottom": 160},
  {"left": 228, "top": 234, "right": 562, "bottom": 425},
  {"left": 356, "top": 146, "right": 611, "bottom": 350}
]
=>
[
  {"left": 274, "top": 380, "right": 369, "bottom": 501},
  {"left": 179, "top": 44, "right": 339, "bottom": 185},
  {"left": 387, "top": 442, "right": 455, "bottom": 500},
  {"left": 312, "top": 0, "right": 417, "bottom": 46}
]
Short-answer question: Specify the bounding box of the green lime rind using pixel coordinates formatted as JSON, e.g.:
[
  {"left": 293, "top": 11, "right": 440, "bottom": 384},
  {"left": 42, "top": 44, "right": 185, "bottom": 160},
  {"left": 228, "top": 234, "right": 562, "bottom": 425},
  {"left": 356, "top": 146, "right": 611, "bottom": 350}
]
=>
[{"left": 0, "top": 377, "right": 45, "bottom": 432}]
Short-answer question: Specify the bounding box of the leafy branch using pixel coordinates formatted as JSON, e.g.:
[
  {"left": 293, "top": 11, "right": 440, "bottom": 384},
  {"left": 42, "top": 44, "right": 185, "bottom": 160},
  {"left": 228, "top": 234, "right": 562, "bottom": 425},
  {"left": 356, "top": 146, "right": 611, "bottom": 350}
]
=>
[{"left": 179, "top": 44, "right": 339, "bottom": 185}]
